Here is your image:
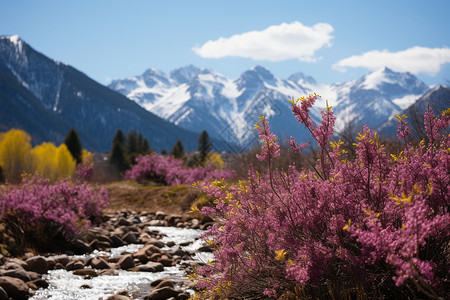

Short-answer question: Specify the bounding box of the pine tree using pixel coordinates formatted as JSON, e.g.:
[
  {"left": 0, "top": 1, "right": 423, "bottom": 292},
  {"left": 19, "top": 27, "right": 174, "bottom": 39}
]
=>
[
  {"left": 127, "top": 130, "right": 138, "bottom": 164},
  {"left": 198, "top": 130, "right": 212, "bottom": 165},
  {"left": 161, "top": 149, "right": 167, "bottom": 155},
  {"left": 137, "top": 133, "right": 144, "bottom": 154},
  {"left": 170, "top": 140, "right": 185, "bottom": 159},
  {"left": 127, "top": 130, "right": 138, "bottom": 154},
  {"left": 64, "top": 128, "right": 83, "bottom": 164},
  {"left": 109, "top": 141, "right": 128, "bottom": 172},
  {"left": 142, "top": 139, "right": 150, "bottom": 154},
  {"left": 112, "top": 129, "right": 126, "bottom": 146}
]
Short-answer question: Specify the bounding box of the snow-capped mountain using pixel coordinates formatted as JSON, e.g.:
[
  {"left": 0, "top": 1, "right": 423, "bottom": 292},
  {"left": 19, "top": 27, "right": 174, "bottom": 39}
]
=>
[
  {"left": 329, "top": 67, "right": 429, "bottom": 132},
  {"left": 377, "top": 85, "right": 450, "bottom": 139},
  {"left": 109, "top": 65, "right": 430, "bottom": 151},
  {"left": 0, "top": 35, "right": 204, "bottom": 152}
]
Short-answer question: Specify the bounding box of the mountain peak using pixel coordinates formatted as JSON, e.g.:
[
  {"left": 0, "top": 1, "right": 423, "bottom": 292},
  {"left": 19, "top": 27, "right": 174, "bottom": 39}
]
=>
[
  {"left": 288, "top": 72, "right": 317, "bottom": 86},
  {"left": 170, "top": 65, "right": 202, "bottom": 84},
  {"left": 238, "top": 65, "right": 276, "bottom": 85},
  {"left": 1, "top": 35, "right": 25, "bottom": 52}
]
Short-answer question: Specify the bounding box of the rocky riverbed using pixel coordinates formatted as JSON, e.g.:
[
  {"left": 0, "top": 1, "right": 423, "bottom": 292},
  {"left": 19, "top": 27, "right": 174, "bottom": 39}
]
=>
[{"left": 0, "top": 210, "right": 214, "bottom": 300}]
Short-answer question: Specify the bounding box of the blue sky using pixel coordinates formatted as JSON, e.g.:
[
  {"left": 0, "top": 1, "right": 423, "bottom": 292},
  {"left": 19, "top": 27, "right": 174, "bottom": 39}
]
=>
[{"left": 1, "top": 0, "right": 450, "bottom": 85}]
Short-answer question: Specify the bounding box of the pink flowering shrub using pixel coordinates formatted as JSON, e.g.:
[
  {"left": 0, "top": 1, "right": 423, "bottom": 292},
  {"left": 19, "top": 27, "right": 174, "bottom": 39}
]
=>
[
  {"left": 193, "top": 95, "right": 449, "bottom": 299},
  {"left": 0, "top": 162, "right": 109, "bottom": 252},
  {"left": 124, "top": 153, "right": 234, "bottom": 186}
]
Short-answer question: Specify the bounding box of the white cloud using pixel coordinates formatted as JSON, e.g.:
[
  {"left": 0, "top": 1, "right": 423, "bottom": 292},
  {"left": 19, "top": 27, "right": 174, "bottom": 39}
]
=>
[
  {"left": 193, "top": 21, "right": 334, "bottom": 62},
  {"left": 333, "top": 46, "right": 450, "bottom": 75}
]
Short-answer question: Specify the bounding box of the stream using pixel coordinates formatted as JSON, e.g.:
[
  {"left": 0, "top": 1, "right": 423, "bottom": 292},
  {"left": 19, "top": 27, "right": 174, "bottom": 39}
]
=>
[{"left": 29, "top": 226, "right": 213, "bottom": 300}]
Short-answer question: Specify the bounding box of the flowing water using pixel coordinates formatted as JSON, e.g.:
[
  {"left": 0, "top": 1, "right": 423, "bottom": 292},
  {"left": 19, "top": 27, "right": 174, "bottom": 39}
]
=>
[{"left": 30, "top": 226, "right": 212, "bottom": 300}]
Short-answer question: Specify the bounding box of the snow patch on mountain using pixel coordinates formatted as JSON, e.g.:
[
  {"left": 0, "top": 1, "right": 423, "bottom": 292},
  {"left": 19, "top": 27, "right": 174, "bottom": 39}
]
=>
[{"left": 109, "top": 65, "right": 430, "bottom": 149}]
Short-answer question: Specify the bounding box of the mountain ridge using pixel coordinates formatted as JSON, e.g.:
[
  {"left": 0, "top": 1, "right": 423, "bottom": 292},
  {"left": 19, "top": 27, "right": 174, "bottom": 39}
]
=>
[
  {"left": 109, "top": 64, "right": 430, "bottom": 150},
  {"left": 0, "top": 35, "right": 212, "bottom": 152}
]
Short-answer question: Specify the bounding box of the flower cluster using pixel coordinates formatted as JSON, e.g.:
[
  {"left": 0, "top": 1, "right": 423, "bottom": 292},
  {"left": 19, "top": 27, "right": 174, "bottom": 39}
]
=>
[
  {"left": 0, "top": 164, "right": 109, "bottom": 251},
  {"left": 194, "top": 94, "right": 449, "bottom": 299},
  {"left": 124, "top": 153, "right": 234, "bottom": 186}
]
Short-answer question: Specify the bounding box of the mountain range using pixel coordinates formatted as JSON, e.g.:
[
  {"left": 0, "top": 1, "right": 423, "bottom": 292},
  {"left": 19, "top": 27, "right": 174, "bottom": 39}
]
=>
[
  {"left": 0, "top": 35, "right": 208, "bottom": 153},
  {"left": 109, "top": 64, "right": 431, "bottom": 151},
  {"left": 1, "top": 35, "right": 447, "bottom": 155}
]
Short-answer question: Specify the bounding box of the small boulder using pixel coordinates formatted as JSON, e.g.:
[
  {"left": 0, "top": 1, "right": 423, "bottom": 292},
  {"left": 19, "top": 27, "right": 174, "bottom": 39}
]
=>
[
  {"left": 0, "top": 286, "right": 8, "bottom": 300},
  {"left": 90, "top": 258, "right": 111, "bottom": 269},
  {"left": 117, "top": 255, "right": 134, "bottom": 270},
  {"left": 72, "top": 239, "right": 92, "bottom": 254},
  {"left": 122, "top": 232, "right": 137, "bottom": 244},
  {"left": 107, "top": 295, "right": 132, "bottom": 300},
  {"left": 0, "top": 276, "right": 30, "bottom": 300},
  {"left": 131, "top": 262, "right": 164, "bottom": 273},
  {"left": 146, "top": 286, "right": 180, "bottom": 300},
  {"left": 66, "top": 260, "right": 85, "bottom": 271},
  {"left": 73, "top": 269, "right": 98, "bottom": 278},
  {"left": 26, "top": 256, "right": 48, "bottom": 274},
  {"left": 153, "top": 279, "right": 174, "bottom": 290}
]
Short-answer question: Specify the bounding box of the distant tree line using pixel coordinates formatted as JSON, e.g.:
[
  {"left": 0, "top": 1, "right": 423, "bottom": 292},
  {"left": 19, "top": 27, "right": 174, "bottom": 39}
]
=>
[
  {"left": 108, "top": 129, "right": 220, "bottom": 173},
  {"left": 109, "top": 130, "right": 151, "bottom": 172}
]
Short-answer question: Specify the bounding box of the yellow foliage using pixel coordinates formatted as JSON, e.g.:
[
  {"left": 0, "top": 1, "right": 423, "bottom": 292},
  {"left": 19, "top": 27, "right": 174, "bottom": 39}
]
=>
[
  {"left": 206, "top": 152, "right": 224, "bottom": 169},
  {"left": 31, "top": 142, "right": 76, "bottom": 181},
  {"left": 0, "top": 129, "right": 33, "bottom": 182},
  {"left": 0, "top": 129, "right": 77, "bottom": 182}
]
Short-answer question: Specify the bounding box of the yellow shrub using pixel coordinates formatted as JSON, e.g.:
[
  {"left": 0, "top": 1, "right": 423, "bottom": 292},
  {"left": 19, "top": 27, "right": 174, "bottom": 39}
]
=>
[
  {"left": 0, "top": 129, "right": 77, "bottom": 182},
  {"left": 0, "top": 129, "right": 33, "bottom": 182},
  {"left": 206, "top": 152, "right": 224, "bottom": 169}
]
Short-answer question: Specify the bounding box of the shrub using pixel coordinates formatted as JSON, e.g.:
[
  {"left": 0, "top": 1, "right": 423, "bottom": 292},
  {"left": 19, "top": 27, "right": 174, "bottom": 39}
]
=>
[
  {"left": 0, "top": 161, "right": 108, "bottom": 253},
  {"left": 193, "top": 95, "right": 449, "bottom": 299},
  {"left": 124, "top": 153, "right": 234, "bottom": 186}
]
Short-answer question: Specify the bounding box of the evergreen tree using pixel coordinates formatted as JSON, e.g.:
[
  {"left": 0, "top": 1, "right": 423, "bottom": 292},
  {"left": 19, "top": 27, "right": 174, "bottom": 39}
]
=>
[
  {"left": 127, "top": 130, "right": 138, "bottom": 155},
  {"left": 109, "top": 141, "right": 128, "bottom": 172},
  {"left": 112, "top": 129, "right": 126, "bottom": 146},
  {"left": 137, "top": 133, "right": 144, "bottom": 154},
  {"left": 170, "top": 140, "right": 185, "bottom": 159},
  {"left": 198, "top": 130, "right": 212, "bottom": 164},
  {"left": 127, "top": 130, "right": 138, "bottom": 164},
  {"left": 142, "top": 139, "right": 150, "bottom": 154},
  {"left": 161, "top": 149, "right": 167, "bottom": 155},
  {"left": 64, "top": 128, "right": 83, "bottom": 164}
]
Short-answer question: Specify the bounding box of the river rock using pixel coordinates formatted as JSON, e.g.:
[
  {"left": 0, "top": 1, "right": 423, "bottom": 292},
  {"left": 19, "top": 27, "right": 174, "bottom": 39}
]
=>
[
  {"left": 131, "top": 262, "right": 164, "bottom": 272},
  {"left": 26, "top": 256, "right": 48, "bottom": 274},
  {"left": 158, "top": 255, "right": 173, "bottom": 267},
  {"left": 115, "top": 217, "right": 132, "bottom": 227},
  {"left": 66, "top": 260, "right": 84, "bottom": 271},
  {"left": 122, "top": 232, "right": 137, "bottom": 244},
  {"left": 146, "top": 286, "right": 180, "bottom": 300},
  {"left": 117, "top": 255, "right": 134, "bottom": 270},
  {"left": 155, "top": 211, "right": 167, "bottom": 220},
  {"left": 110, "top": 234, "right": 125, "bottom": 247},
  {"left": 0, "top": 276, "right": 30, "bottom": 300},
  {"left": 29, "top": 278, "right": 49, "bottom": 288},
  {"left": 5, "top": 258, "right": 28, "bottom": 270},
  {"left": 107, "top": 295, "right": 132, "bottom": 300},
  {"left": 73, "top": 269, "right": 98, "bottom": 278},
  {"left": 153, "top": 279, "right": 174, "bottom": 289},
  {"left": 0, "top": 268, "right": 36, "bottom": 282},
  {"left": 50, "top": 254, "right": 70, "bottom": 267},
  {"left": 91, "top": 258, "right": 111, "bottom": 269},
  {"left": 72, "top": 239, "right": 92, "bottom": 254},
  {"left": 0, "top": 286, "right": 7, "bottom": 300}
]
